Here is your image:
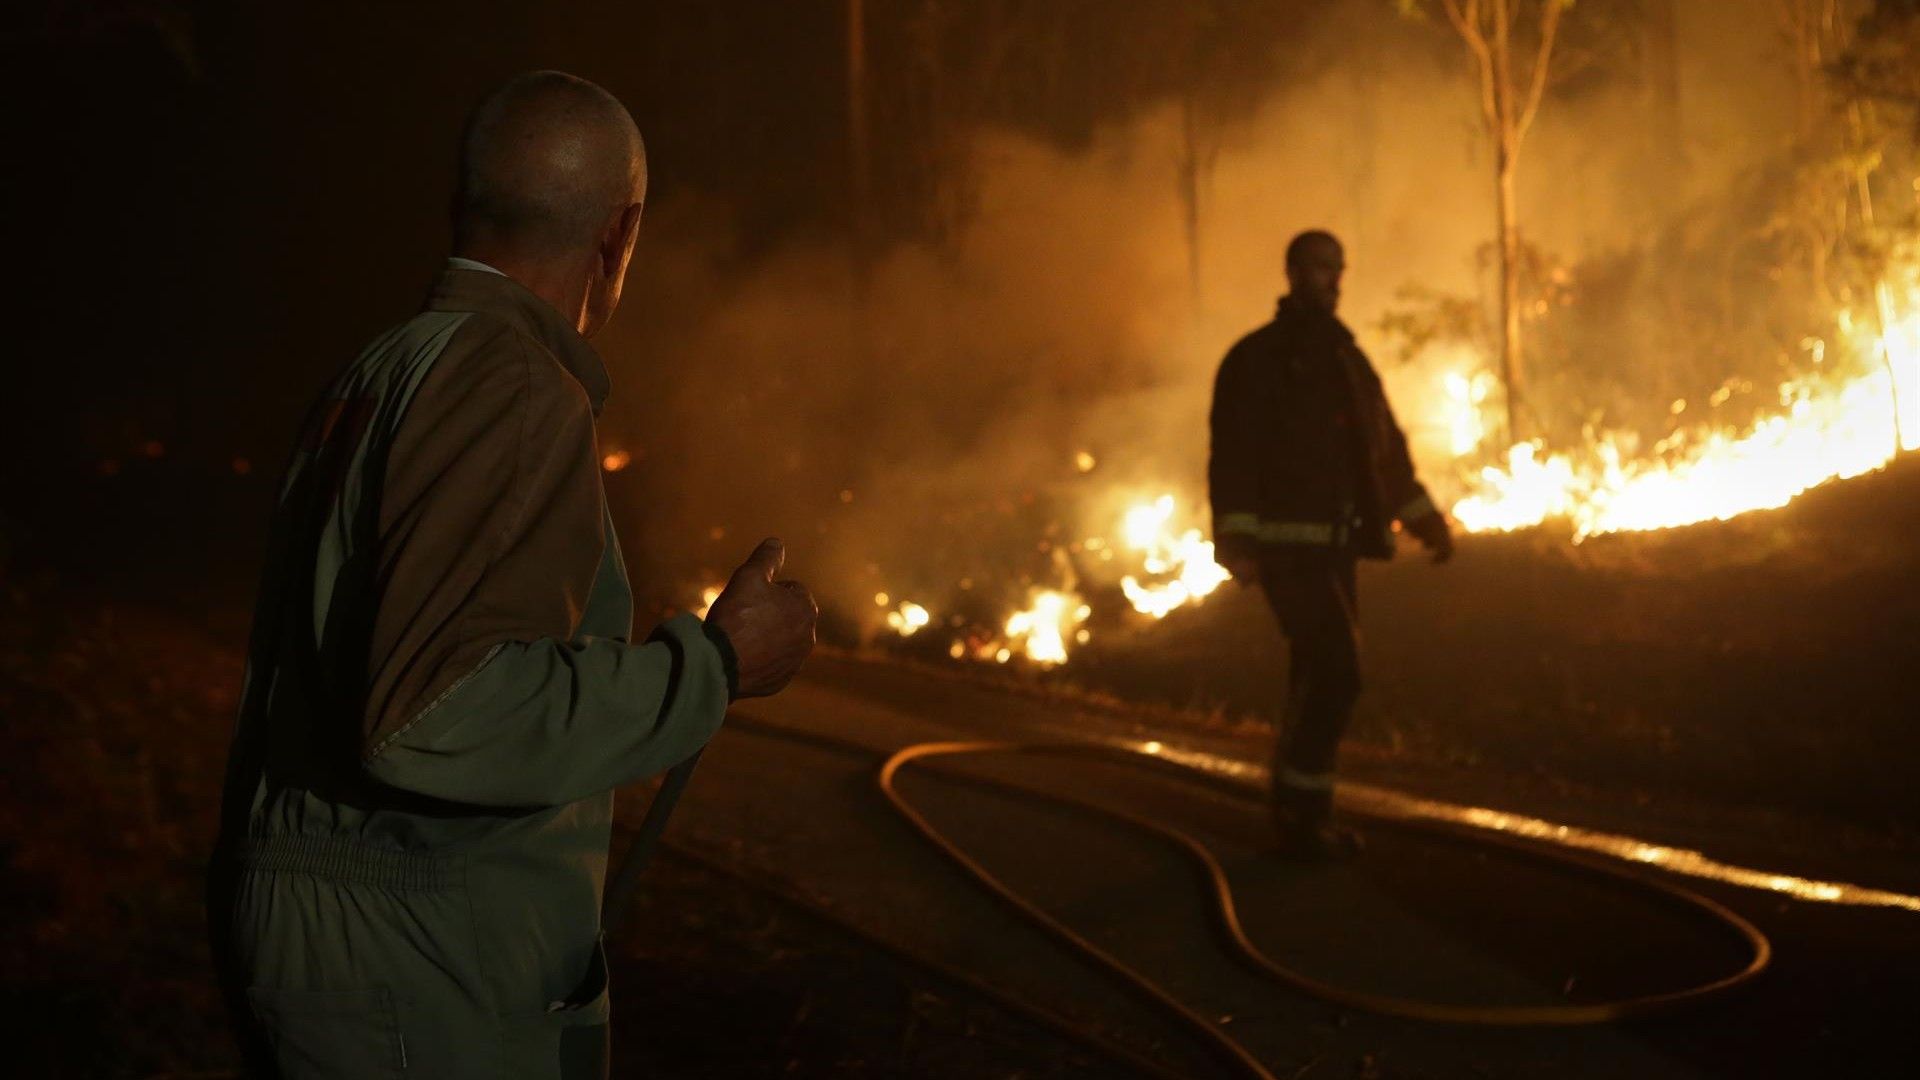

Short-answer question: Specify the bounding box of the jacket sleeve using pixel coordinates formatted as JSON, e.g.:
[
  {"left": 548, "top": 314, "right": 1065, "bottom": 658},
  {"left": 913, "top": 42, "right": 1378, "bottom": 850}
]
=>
[
  {"left": 362, "top": 614, "right": 731, "bottom": 807},
  {"left": 1207, "top": 345, "right": 1264, "bottom": 560},
  {"left": 358, "top": 326, "right": 729, "bottom": 808},
  {"left": 1368, "top": 367, "right": 1438, "bottom": 524}
]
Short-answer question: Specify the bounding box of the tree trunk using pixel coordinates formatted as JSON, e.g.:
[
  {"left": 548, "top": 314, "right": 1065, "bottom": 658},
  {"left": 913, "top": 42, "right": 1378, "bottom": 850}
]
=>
[
  {"left": 1490, "top": 0, "right": 1524, "bottom": 445},
  {"left": 1176, "top": 93, "right": 1203, "bottom": 307},
  {"left": 1495, "top": 144, "right": 1524, "bottom": 445},
  {"left": 846, "top": 0, "right": 871, "bottom": 270}
]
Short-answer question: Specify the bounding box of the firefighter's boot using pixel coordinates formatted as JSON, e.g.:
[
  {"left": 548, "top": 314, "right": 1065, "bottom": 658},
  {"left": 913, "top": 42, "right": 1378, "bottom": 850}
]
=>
[{"left": 1270, "top": 781, "right": 1362, "bottom": 862}]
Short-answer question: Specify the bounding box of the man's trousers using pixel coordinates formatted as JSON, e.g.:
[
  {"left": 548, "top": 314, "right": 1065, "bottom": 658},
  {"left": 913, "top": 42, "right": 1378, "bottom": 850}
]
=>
[{"left": 1256, "top": 550, "right": 1362, "bottom": 803}]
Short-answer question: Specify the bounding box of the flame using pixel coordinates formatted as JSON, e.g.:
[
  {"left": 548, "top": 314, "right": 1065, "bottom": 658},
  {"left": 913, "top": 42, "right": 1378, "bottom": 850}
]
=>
[
  {"left": 1440, "top": 368, "right": 1497, "bottom": 456},
  {"left": 1450, "top": 281, "right": 1920, "bottom": 540},
  {"left": 601, "top": 448, "right": 632, "bottom": 472},
  {"left": 1113, "top": 494, "right": 1231, "bottom": 618},
  {"left": 1004, "top": 589, "right": 1090, "bottom": 665}
]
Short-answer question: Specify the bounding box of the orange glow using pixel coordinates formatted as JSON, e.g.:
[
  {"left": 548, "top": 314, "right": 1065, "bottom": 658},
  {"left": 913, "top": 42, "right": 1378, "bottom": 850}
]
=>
[{"left": 601, "top": 448, "right": 632, "bottom": 472}]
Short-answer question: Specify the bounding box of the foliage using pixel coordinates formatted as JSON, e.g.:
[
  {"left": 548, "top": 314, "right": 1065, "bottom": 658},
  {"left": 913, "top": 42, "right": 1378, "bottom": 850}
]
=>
[
  {"left": 1833, "top": 0, "right": 1920, "bottom": 136},
  {"left": 1376, "top": 285, "right": 1491, "bottom": 366}
]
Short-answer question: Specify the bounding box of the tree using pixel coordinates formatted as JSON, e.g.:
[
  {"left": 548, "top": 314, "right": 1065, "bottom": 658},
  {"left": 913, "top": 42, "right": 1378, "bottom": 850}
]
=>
[
  {"left": 1399, "top": 0, "right": 1574, "bottom": 444},
  {"left": 1833, "top": 0, "right": 1920, "bottom": 137},
  {"left": 1778, "top": 0, "right": 1849, "bottom": 136},
  {"left": 1830, "top": 0, "right": 1920, "bottom": 450}
]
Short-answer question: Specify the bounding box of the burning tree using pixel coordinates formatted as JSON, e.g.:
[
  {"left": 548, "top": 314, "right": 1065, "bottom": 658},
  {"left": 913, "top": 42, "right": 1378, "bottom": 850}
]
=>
[{"left": 1398, "top": 0, "right": 1575, "bottom": 443}]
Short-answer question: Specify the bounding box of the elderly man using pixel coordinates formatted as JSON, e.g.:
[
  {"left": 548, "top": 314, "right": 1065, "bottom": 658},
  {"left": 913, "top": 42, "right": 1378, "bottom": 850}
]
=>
[
  {"left": 208, "top": 71, "right": 816, "bottom": 1078},
  {"left": 1209, "top": 229, "right": 1453, "bottom": 861}
]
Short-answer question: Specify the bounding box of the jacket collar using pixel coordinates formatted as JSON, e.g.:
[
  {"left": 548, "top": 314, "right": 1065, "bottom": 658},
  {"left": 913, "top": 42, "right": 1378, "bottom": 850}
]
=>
[
  {"left": 1275, "top": 293, "right": 1355, "bottom": 342},
  {"left": 424, "top": 264, "right": 612, "bottom": 415}
]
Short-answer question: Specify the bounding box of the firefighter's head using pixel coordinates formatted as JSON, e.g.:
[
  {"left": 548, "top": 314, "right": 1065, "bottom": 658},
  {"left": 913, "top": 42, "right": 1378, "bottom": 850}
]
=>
[{"left": 1285, "top": 230, "right": 1345, "bottom": 312}]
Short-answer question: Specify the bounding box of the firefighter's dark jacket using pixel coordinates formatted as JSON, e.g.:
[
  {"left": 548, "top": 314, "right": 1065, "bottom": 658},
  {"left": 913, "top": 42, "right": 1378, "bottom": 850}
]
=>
[
  {"left": 1209, "top": 295, "right": 1436, "bottom": 562},
  {"left": 209, "top": 266, "right": 733, "bottom": 1077}
]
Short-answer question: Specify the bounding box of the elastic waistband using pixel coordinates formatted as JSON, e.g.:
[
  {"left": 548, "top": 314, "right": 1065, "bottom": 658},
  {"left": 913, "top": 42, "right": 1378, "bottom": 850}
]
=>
[{"left": 237, "top": 835, "right": 464, "bottom": 891}]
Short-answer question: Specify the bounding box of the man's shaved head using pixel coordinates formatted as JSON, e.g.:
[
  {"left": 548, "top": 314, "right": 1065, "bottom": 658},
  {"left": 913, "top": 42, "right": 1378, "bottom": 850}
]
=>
[
  {"left": 453, "top": 71, "right": 647, "bottom": 258},
  {"left": 1285, "top": 229, "right": 1341, "bottom": 273},
  {"left": 1285, "top": 229, "right": 1345, "bottom": 313}
]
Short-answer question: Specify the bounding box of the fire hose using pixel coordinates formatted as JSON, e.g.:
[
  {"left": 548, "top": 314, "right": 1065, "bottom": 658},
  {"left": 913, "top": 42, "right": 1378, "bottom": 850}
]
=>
[
  {"left": 880, "top": 738, "right": 1771, "bottom": 1080},
  {"left": 607, "top": 715, "right": 1771, "bottom": 1080},
  {"left": 601, "top": 751, "right": 702, "bottom": 937}
]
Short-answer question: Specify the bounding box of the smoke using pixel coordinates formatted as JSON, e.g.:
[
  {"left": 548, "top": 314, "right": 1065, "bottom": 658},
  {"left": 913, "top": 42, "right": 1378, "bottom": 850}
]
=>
[{"left": 594, "top": 1, "right": 1806, "bottom": 630}]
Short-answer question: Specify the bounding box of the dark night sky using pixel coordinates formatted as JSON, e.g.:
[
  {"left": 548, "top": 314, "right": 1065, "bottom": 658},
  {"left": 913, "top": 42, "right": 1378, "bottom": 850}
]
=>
[{"left": 9, "top": 1, "right": 856, "bottom": 464}]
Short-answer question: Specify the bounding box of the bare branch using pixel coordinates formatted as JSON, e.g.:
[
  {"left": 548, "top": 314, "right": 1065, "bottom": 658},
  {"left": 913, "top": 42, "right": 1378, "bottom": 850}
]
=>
[
  {"left": 1514, "top": 0, "right": 1566, "bottom": 147},
  {"left": 1440, "top": 0, "right": 1500, "bottom": 130}
]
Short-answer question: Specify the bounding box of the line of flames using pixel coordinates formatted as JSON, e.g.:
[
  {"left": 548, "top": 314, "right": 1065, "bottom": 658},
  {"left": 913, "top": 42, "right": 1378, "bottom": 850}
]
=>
[
  {"left": 732, "top": 273, "right": 1919, "bottom": 667},
  {"left": 1448, "top": 291, "right": 1920, "bottom": 540}
]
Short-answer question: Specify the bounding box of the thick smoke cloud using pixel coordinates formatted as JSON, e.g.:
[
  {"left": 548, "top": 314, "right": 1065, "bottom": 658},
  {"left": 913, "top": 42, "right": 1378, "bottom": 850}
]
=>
[{"left": 595, "top": 1, "right": 1802, "bottom": 632}]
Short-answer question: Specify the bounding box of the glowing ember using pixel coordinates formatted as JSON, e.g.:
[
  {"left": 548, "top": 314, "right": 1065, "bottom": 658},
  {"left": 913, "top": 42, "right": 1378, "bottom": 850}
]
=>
[
  {"left": 1074, "top": 450, "right": 1098, "bottom": 473},
  {"left": 1113, "top": 494, "right": 1231, "bottom": 618},
  {"left": 693, "top": 584, "right": 722, "bottom": 619},
  {"left": 1003, "top": 589, "right": 1090, "bottom": 665},
  {"left": 885, "top": 600, "right": 931, "bottom": 637},
  {"left": 601, "top": 448, "right": 632, "bottom": 472},
  {"left": 1450, "top": 282, "right": 1920, "bottom": 540}
]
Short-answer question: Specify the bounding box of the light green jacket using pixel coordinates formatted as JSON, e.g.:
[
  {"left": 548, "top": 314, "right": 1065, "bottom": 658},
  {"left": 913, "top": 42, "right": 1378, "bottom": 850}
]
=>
[{"left": 209, "top": 266, "right": 734, "bottom": 1079}]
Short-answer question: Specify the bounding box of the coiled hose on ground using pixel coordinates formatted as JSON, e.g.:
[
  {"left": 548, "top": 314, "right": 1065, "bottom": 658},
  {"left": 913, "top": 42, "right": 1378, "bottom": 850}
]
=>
[{"left": 616, "top": 715, "right": 1771, "bottom": 1080}]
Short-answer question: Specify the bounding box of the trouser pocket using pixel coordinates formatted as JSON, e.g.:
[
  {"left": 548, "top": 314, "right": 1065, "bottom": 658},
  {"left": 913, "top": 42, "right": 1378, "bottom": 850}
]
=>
[
  {"left": 499, "top": 938, "right": 611, "bottom": 1078},
  {"left": 245, "top": 985, "right": 407, "bottom": 1078},
  {"left": 545, "top": 936, "right": 609, "bottom": 1022}
]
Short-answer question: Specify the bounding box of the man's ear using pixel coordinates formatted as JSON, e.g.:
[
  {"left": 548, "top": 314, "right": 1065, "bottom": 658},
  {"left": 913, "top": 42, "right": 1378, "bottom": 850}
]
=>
[{"left": 601, "top": 201, "right": 644, "bottom": 278}]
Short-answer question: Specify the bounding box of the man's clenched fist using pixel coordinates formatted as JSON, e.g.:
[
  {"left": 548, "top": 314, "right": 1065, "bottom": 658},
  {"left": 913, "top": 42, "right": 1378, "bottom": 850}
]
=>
[
  {"left": 705, "top": 538, "right": 817, "bottom": 699},
  {"left": 1404, "top": 511, "right": 1455, "bottom": 564}
]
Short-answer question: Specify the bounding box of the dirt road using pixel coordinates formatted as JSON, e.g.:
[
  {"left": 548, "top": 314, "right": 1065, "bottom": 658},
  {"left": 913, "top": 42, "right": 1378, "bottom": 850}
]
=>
[{"left": 620, "top": 653, "right": 1920, "bottom": 1078}]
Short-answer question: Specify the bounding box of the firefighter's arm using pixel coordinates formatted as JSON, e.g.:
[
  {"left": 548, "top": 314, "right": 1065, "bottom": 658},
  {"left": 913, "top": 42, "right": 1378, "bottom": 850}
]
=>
[
  {"left": 360, "top": 338, "right": 732, "bottom": 808},
  {"left": 1207, "top": 347, "right": 1265, "bottom": 568},
  {"left": 1373, "top": 376, "right": 1453, "bottom": 561}
]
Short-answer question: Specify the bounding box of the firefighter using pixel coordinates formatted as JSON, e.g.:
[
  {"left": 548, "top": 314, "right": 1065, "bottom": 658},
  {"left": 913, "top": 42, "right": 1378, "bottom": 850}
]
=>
[
  {"left": 1208, "top": 229, "right": 1453, "bottom": 860},
  {"left": 206, "top": 72, "right": 817, "bottom": 1078}
]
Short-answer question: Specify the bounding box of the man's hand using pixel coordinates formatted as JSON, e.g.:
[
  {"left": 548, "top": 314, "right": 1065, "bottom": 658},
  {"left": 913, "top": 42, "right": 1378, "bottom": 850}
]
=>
[
  {"left": 705, "top": 538, "right": 817, "bottom": 698},
  {"left": 1404, "top": 511, "right": 1455, "bottom": 564},
  {"left": 1213, "top": 535, "right": 1261, "bottom": 588},
  {"left": 1220, "top": 552, "right": 1262, "bottom": 588}
]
